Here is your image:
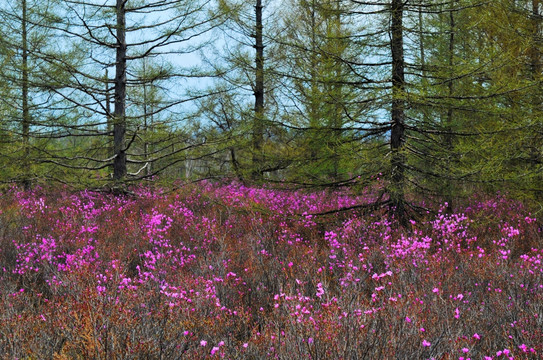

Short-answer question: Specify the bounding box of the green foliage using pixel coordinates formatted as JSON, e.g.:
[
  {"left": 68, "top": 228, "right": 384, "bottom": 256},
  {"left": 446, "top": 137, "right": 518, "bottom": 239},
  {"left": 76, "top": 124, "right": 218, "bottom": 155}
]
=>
[{"left": 2, "top": 0, "right": 543, "bottom": 210}]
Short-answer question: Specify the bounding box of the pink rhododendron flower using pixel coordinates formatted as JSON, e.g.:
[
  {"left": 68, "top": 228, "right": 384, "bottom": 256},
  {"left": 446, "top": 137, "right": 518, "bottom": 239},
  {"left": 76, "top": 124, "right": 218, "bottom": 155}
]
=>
[{"left": 422, "top": 339, "right": 431, "bottom": 347}]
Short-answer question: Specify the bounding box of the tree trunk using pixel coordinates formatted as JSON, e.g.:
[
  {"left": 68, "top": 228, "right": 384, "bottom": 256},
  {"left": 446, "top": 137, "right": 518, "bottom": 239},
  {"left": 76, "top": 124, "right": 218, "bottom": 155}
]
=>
[
  {"left": 113, "top": 0, "right": 127, "bottom": 181},
  {"left": 105, "top": 68, "right": 114, "bottom": 175},
  {"left": 531, "top": 0, "right": 541, "bottom": 77},
  {"left": 252, "top": 0, "right": 264, "bottom": 181},
  {"left": 444, "top": 2, "right": 456, "bottom": 212},
  {"left": 309, "top": 0, "right": 318, "bottom": 162},
  {"left": 142, "top": 60, "right": 152, "bottom": 177},
  {"left": 418, "top": 1, "right": 425, "bottom": 77},
  {"left": 390, "top": 0, "right": 407, "bottom": 225},
  {"left": 531, "top": 0, "right": 543, "bottom": 199},
  {"left": 22, "top": 0, "right": 31, "bottom": 190}
]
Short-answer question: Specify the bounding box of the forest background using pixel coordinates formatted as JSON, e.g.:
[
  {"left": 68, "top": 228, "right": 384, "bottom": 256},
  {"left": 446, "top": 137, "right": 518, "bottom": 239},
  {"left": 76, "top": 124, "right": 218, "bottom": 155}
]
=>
[{"left": 2, "top": 0, "right": 543, "bottom": 219}]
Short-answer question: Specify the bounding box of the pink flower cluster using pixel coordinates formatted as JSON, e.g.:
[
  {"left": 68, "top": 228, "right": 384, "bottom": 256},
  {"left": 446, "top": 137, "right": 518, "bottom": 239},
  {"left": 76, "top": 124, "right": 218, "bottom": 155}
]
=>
[{"left": 0, "top": 183, "right": 540, "bottom": 358}]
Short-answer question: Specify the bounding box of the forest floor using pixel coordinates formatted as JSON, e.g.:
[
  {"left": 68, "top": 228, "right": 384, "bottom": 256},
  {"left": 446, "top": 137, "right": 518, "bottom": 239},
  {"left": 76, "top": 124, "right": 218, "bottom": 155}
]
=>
[{"left": 0, "top": 182, "right": 541, "bottom": 359}]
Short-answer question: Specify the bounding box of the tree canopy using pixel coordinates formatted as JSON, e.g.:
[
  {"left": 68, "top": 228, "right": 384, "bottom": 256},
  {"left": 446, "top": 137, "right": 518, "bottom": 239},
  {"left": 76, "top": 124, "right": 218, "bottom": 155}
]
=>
[{"left": 1, "top": 0, "right": 542, "bottom": 216}]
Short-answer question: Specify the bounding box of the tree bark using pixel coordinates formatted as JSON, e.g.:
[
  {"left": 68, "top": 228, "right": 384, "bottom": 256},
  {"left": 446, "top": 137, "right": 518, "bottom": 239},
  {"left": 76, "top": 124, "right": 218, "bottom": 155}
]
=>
[
  {"left": 22, "top": 0, "right": 31, "bottom": 190},
  {"left": 418, "top": 1, "right": 425, "bottom": 77},
  {"left": 444, "top": 1, "right": 456, "bottom": 212},
  {"left": 390, "top": 0, "right": 407, "bottom": 225},
  {"left": 105, "top": 68, "right": 114, "bottom": 175},
  {"left": 309, "top": 0, "right": 318, "bottom": 162},
  {"left": 142, "top": 60, "right": 152, "bottom": 177},
  {"left": 252, "top": 0, "right": 265, "bottom": 181},
  {"left": 531, "top": 0, "right": 542, "bottom": 199},
  {"left": 113, "top": 0, "right": 127, "bottom": 181}
]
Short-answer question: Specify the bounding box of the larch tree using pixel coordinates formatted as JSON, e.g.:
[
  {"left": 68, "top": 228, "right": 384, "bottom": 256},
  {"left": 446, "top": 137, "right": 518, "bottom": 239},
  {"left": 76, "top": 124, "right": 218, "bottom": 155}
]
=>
[
  {"left": 49, "top": 0, "right": 220, "bottom": 186},
  {"left": 200, "top": 0, "right": 287, "bottom": 182},
  {"left": 402, "top": 0, "right": 543, "bottom": 208},
  {"left": 253, "top": 0, "right": 265, "bottom": 180},
  {"left": 276, "top": 0, "right": 365, "bottom": 185},
  {"left": 389, "top": 0, "right": 407, "bottom": 222},
  {"left": 0, "top": 0, "right": 74, "bottom": 187}
]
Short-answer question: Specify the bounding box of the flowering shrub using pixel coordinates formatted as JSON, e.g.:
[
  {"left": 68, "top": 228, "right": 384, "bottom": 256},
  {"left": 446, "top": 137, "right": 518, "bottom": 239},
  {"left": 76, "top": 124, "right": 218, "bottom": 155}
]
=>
[{"left": 0, "top": 183, "right": 541, "bottom": 359}]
